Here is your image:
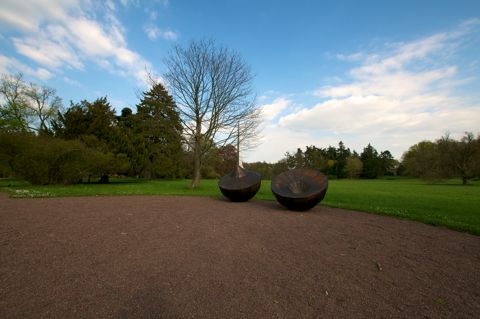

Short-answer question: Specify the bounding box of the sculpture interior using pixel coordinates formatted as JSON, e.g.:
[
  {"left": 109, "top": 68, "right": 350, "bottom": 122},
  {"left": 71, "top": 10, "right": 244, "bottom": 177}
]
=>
[
  {"left": 219, "top": 166, "right": 261, "bottom": 202},
  {"left": 271, "top": 168, "right": 328, "bottom": 211}
]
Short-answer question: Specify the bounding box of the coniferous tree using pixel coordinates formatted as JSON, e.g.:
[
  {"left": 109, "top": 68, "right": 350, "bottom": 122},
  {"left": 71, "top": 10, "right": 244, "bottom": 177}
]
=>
[
  {"left": 136, "top": 83, "right": 184, "bottom": 178},
  {"left": 360, "top": 143, "right": 382, "bottom": 179}
]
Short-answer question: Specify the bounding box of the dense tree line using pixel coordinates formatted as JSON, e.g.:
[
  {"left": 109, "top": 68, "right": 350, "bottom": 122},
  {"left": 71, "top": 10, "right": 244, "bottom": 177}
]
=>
[
  {"left": 401, "top": 132, "right": 480, "bottom": 184},
  {"left": 2, "top": 72, "right": 479, "bottom": 185},
  {"left": 245, "top": 142, "right": 397, "bottom": 180},
  {"left": 1, "top": 72, "right": 241, "bottom": 184}
]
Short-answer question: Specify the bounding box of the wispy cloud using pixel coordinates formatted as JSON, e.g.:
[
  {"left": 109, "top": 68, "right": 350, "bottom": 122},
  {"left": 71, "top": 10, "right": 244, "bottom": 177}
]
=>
[
  {"left": 144, "top": 24, "right": 178, "bottom": 41},
  {"left": 336, "top": 52, "right": 365, "bottom": 62},
  {"left": 0, "top": 54, "right": 53, "bottom": 80},
  {"left": 249, "top": 20, "right": 480, "bottom": 162},
  {"left": 0, "top": 0, "right": 153, "bottom": 84}
]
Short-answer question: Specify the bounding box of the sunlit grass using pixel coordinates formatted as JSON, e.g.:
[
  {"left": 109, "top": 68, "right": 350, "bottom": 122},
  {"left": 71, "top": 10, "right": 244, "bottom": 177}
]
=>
[
  {"left": 322, "top": 178, "right": 480, "bottom": 235},
  {"left": 1, "top": 177, "right": 479, "bottom": 235}
]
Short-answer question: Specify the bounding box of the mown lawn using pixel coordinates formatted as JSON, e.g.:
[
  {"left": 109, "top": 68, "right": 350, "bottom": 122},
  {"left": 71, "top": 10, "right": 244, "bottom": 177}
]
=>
[{"left": 1, "top": 177, "right": 479, "bottom": 235}]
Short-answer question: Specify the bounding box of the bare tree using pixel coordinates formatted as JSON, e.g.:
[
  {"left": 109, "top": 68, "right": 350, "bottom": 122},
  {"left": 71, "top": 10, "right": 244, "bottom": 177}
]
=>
[
  {"left": 0, "top": 73, "right": 61, "bottom": 134},
  {"left": 0, "top": 73, "right": 31, "bottom": 132},
  {"left": 25, "top": 83, "right": 62, "bottom": 134},
  {"left": 164, "top": 39, "right": 261, "bottom": 187}
]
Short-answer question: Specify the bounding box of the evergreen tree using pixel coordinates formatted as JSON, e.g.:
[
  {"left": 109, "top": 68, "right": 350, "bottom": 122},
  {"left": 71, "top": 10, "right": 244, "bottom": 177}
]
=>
[
  {"left": 379, "top": 150, "right": 396, "bottom": 176},
  {"left": 360, "top": 143, "right": 382, "bottom": 178},
  {"left": 336, "top": 141, "right": 351, "bottom": 178},
  {"left": 136, "top": 83, "right": 183, "bottom": 178},
  {"left": 53, "top": 97, "right": 116, "bottom": 145},
  {"left": 304, "top": 145, "right": 327, "bottom": 171}
]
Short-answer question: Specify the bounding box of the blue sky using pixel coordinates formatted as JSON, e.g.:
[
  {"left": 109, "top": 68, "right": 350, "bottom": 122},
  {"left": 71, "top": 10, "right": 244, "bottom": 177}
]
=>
[{"left": 1, "top": 0, "right": 479, "bottom": 162}]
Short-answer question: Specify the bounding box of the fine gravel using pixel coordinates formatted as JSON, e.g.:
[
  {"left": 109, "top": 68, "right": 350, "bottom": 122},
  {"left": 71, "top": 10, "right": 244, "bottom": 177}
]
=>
[{"left": 1, "top": 193, "right": 479, "bottom": 318}]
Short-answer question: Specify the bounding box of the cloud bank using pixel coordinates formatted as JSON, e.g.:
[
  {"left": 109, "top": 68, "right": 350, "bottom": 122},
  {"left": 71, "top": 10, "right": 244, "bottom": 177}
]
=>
[
  {"left": 0, "top": 0, "right": 152, "bottom": 84},
  {"left": 248, "top": 20, "right": 480, "bottom": 163}
]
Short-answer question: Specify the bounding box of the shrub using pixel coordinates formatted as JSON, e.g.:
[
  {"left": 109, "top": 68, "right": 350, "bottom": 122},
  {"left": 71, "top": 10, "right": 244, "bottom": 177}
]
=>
[{"left": 0, "top": 132, "right": 126, "bottom": 184}]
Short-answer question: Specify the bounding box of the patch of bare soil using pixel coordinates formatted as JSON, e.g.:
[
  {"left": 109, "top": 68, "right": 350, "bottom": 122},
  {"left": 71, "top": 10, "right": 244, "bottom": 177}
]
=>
[{"left": 1, "top": 193, "right": 479, "bottom": 318}]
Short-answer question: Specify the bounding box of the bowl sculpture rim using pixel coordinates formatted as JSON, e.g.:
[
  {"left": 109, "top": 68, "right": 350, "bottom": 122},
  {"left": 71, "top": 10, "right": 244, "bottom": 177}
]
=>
[
  {"left": 219, "top": 167, "right": 262, "bottom": 202},
  {"left": 271, "top": 168, "right": 328, "bottom": 211}
]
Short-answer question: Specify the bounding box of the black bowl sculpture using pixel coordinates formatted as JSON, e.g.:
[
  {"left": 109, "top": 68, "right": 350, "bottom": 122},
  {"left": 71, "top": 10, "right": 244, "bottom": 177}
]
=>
[
  {"left": 219, "top": 166, "right": 261, "bottom": 202},
  {"left": 271, "top": 168, "right": 328, "bottom": 211}
]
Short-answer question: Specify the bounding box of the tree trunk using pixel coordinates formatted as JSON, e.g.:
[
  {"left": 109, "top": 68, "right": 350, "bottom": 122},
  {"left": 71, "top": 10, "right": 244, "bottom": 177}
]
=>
[
  {"left": 191, "top": 134, "right": 202, "bottom": 188},
  {"left": 191, "top": 152, "right": 201, "bottom": 188},
  {"left": 462, "top": 175, "right": 467, "bottom": 185}
]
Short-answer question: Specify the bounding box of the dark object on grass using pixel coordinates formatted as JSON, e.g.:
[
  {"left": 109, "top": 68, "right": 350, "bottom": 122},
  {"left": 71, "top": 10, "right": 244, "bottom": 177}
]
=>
[
  {"left": 271, "top": 168, "right": 328, "bottom": 211},
  {"left": 98, "top": 175, "right": 109, "bottom": 184},
  {"left": 219, "top": 166, "right": 261, "bottom": 202}
]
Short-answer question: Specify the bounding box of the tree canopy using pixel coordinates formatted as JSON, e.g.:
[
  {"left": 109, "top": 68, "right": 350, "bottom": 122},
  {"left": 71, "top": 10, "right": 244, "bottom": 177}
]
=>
[
  {"left": 164, "top": 39, "right": 260, "bottom": 187},
  {"left": 1, "top": 69, "right": 479, "bottom": 185}
]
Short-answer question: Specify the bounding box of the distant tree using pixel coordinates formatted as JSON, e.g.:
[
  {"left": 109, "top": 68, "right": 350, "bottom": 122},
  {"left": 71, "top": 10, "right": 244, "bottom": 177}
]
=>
[
  {"left": 243, "top": 161, "right": 273, "bottom": 179},
  {"left": 284, "top": 148, "right": 305, "bottom": 169},
  {"left": 272, "top": 158, "right": 289, "bottom": 177},
  {"left": 401, "top": 133, "right": 480, "bottom": 184},
  {"left": 379, "top": 150, "right": 396, "bottom": 176},
  {"left": 401, "top": 141, "right": 441, "bottom": 180},
  {"left": 360, "top": 143, "right": 382, "bottom": 178},
  {"left": 344, "top": 156, "right": 363, "bottom": 179},
  {"left": 293, "top": 148, "right": 305, "bottom": 168},
  {"left": 323, "top": 145, "right": 337, "bottom": 176},
  {"left": 474, "top": 135, "right": 480, "bottom": 177},
  {"left": 336, "top": 141, "right": 351, "bottom": 178},
  {"left": 304, "top": 145, "right": 327, "bottom": 171},
  {"left": 164, "top": 39, "right": 260, "bottom": 188},
  {"left": 215, "top": 144, "right": 238, "bottom": 176},
  {"left": 437, "top": 132, "right": 478, "bottom": 185}
]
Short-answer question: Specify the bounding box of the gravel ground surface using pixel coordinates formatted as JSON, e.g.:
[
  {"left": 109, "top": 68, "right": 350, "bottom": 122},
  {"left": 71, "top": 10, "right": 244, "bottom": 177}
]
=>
[{"left": 1, "top": 193, "right": 479, "bottom": 318}]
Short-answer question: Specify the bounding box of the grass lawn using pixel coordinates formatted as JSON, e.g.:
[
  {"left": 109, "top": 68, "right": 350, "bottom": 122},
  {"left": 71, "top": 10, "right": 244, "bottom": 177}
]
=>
[{"left": 1, "top": 177, "right": 479, "bottom": 235}]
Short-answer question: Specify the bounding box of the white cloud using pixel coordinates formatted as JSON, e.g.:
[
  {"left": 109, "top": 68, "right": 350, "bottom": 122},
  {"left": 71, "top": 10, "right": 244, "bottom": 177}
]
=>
[
  {"left": 243, "top": 124, "right": 319, "bottom": 163},
  {"left": 0, "top": 0, "right": 153, "bottom": 85},
  {"left": 259, "top": 97, "right": 291, "bottom": 119},
  {"left": 144, "top": 24, "right": 177, "bottom": 41},
  {"left": 144, "top": 25, "right": 160, "bottom": 40},
  {"left": 245, "top": 21, "right": 480, "bottom": 162},
  {"left": 0, "top": 55, "right": 53, "bottom": 80}
]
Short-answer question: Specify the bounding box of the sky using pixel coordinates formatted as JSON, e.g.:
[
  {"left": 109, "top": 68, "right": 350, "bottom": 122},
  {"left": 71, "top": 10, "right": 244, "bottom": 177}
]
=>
[{"left": 1, "top": 0, "right": 479, "bottom": 163}]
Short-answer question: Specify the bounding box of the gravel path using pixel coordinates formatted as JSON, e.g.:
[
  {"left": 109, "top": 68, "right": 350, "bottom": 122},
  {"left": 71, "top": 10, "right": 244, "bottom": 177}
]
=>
[{"left": 1, "top": 193, "right": 479, "bottom": 318}]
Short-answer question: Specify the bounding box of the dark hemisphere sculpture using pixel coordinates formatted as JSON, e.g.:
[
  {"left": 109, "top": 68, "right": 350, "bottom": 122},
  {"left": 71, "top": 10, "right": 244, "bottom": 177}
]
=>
[
  {"left": 271, "top": 168, "right": 328, "bottom": 211},
  {"left": 219, "top": 166, "right": 261, "bottom": 202}
]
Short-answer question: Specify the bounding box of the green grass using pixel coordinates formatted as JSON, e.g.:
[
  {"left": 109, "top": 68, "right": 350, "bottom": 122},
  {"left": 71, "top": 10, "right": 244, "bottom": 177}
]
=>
[
  {"left": 0, "top": 178, "right": 219, "bottom": 198},
  {"left": 322, "top": 178, "right": 480, "bottom": 235},
  {"left": 1, "top": 177, "right": 479, "bottom": 235}
]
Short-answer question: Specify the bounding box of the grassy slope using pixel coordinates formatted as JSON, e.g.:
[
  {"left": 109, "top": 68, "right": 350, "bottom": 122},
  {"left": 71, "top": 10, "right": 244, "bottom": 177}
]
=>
[{"left": 1, "top": 178, "right": 479, "bottom": 235}]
